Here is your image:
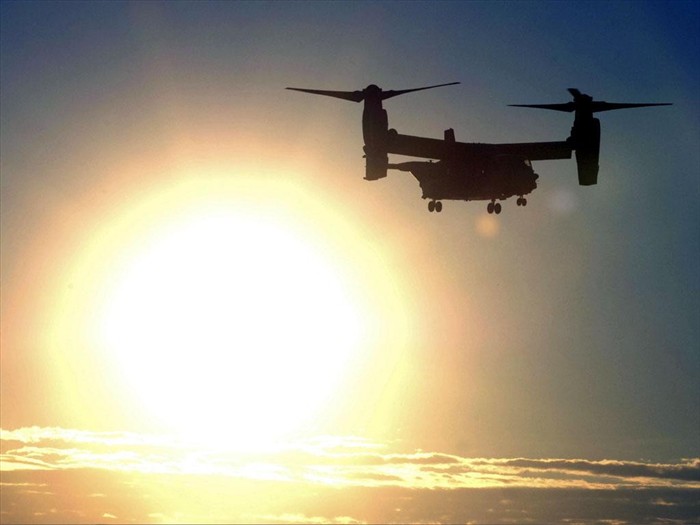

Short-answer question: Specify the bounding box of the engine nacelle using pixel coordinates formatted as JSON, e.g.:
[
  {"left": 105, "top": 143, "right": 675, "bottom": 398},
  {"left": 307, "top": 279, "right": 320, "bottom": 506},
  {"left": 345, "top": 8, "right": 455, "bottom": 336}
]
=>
[
  {"left": 572, "top": 118, "right": 601, "bottom": 186},
  {"left": 362, "top": 104, "right": 389, "bottom": 180},
  {"left": 364, "top": 150, "right": 388, "bottom": 180}
]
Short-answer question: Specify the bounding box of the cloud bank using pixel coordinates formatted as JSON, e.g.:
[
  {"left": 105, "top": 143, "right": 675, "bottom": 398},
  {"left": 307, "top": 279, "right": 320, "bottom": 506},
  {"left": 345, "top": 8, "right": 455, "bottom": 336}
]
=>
[
  {"left": 2, "top": 427, "right": 699, "bottom": 524},
  {"left": 2, "top": 427, "right": 698, "bottom": 489}
]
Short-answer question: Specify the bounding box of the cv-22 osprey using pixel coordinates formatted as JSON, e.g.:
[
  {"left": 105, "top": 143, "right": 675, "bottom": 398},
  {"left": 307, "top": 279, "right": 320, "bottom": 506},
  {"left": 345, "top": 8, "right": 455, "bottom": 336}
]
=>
[{"left": 287, "top": 83, "right": 670, "bottom": 214}]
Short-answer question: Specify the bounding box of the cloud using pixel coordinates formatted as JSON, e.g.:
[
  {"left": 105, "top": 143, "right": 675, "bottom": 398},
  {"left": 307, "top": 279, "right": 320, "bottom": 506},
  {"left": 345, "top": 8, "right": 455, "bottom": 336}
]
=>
[
  {"left": 487, "top": 458, "right": 700, "bottom": 482},
  {"left": 2, "top": 455, "right": 699, "bottom": 525},
  {"left": 1, "top": 426, "right": 699, "bottom": 524},
  {"left": 2, "top": 427, "right": 699, "bottom": 492},
  {"left": 4, "top": 469, "right": 698, "bottom": 525}
]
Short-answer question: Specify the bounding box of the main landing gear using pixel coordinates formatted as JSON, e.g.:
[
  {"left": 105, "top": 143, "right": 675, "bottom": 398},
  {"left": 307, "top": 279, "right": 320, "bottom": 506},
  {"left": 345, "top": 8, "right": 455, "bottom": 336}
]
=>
[
  {"left": 486, "top": 197, "right": 527, "bottom": 214},
  {"left": 428, "top": 200, "right": 443, "bottom": 213},
  {"left": 487, "top": 201, "right": 502, "bottom": 214}
]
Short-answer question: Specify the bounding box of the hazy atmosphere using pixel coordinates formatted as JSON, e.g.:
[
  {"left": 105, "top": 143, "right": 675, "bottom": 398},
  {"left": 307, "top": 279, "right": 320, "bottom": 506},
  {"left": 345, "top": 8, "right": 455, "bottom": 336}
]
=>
[{"left": 1, "top": 1, "right": 699, "bottom": 523}]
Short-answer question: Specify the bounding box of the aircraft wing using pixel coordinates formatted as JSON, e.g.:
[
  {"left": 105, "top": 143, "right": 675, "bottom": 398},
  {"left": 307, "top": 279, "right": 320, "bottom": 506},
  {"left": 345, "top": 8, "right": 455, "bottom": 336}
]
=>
[{"left": 387, "top": 132, "right": 573, "bottom": 161}]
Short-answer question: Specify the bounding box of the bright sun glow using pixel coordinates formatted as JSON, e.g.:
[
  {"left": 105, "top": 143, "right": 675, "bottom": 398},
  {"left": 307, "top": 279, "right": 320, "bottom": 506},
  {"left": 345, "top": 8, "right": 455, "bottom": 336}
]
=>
[
  {"left": 98, "top": 208, "right": 365, "bottom": 445},
  {"left": 34, "top": 161, "right": 416, "bottom": 447},
  {"left": 44, "top": 170, "right": 412, "bottom": 447}
]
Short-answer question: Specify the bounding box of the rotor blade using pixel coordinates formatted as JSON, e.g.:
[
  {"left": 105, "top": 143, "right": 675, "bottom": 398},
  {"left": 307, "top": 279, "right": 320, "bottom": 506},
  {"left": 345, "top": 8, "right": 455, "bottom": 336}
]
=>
[
  {"left": 382, "top": 82, "right": 460, "bottom": 100},
  {"left": 285, "top": 87, "right": 364, "bottom": 103},
  {"left": 568, "top": 88, "right": 583, "bottom": 99},
  {"left": 509, "top": 103, "right": 576, "bottom": 112},
  {"left": 591, "top": 101, "right": 673, "bottom": 113}
]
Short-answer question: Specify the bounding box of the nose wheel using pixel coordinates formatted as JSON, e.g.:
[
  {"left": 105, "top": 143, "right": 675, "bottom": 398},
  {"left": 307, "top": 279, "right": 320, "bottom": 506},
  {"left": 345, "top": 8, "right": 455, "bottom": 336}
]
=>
[
  {"left": 516, "top": 197, "right": 528, "bottom": 206},
  {"left": 428, "top": 200, "right": 443, "bottom": 213},
  {"left": 487, "top": 201, "right": 502, "bottom": 214}
]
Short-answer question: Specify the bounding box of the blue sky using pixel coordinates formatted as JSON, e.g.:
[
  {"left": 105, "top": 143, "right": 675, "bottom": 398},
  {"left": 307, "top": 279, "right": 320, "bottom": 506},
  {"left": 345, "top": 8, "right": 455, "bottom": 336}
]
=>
[{"left": 1, "top": 1, "right": 699, "bottom": 523}]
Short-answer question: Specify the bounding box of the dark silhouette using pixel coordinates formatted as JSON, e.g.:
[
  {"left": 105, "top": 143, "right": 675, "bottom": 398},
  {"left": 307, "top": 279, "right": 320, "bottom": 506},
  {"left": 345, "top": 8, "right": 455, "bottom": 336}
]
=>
[{"left": 287, "top": 84, "right": 671, "bottom": 214}]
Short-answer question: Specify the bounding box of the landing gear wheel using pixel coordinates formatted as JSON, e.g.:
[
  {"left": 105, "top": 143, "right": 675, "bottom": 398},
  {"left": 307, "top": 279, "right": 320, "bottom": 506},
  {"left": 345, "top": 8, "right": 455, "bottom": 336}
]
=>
[
  {"left": 435, "top": 201, "right": 443, "bottom": 213},
  {"left": 494, "top": 202, "right": 502, "bottom": 214},
  {"left": 428, "top": 200, "right": 435, "bottom": 212},
  {"left": 487, "top": 202, "right": 495, "bottom": 214},
  {"left": 522, "top": 198, "right": 527, "bottom": 206}
]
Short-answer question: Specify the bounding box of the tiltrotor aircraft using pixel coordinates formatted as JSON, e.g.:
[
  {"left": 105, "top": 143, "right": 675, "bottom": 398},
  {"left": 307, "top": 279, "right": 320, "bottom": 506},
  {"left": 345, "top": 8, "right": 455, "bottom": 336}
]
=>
[{"left": 287, "top": 83, "right": 670, "bottom": 214}]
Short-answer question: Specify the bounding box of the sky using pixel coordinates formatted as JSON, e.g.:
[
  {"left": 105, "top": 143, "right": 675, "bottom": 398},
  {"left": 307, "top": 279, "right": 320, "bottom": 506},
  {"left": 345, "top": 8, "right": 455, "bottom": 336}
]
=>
[{"left": 1, "top": 1, "right": 698, "bottom": 523}]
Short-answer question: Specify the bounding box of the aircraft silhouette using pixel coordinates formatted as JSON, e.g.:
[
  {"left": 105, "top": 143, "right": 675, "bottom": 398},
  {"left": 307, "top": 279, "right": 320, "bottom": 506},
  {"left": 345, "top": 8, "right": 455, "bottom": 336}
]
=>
[{"left": 287, "top": 83, "right": 671, "bottom": 214}]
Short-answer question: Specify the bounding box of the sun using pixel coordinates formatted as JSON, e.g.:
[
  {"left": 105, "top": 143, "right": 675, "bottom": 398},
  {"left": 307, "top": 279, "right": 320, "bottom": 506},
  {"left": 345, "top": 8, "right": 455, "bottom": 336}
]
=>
[
  {"left": 45, "top": 171, "right": 414, "bottom": 446},
  {"left": 86, "top": 177, "right": 383, "bottom": 447},
  {"left": 98, "top": 210, "right": 365, "bottom": 445}
]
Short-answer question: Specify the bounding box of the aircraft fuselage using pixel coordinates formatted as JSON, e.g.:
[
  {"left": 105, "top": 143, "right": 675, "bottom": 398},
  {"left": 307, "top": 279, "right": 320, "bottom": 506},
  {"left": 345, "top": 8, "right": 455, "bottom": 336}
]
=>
[{"left": 390, "top": 155, "right": 538, "bottom": 212}]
